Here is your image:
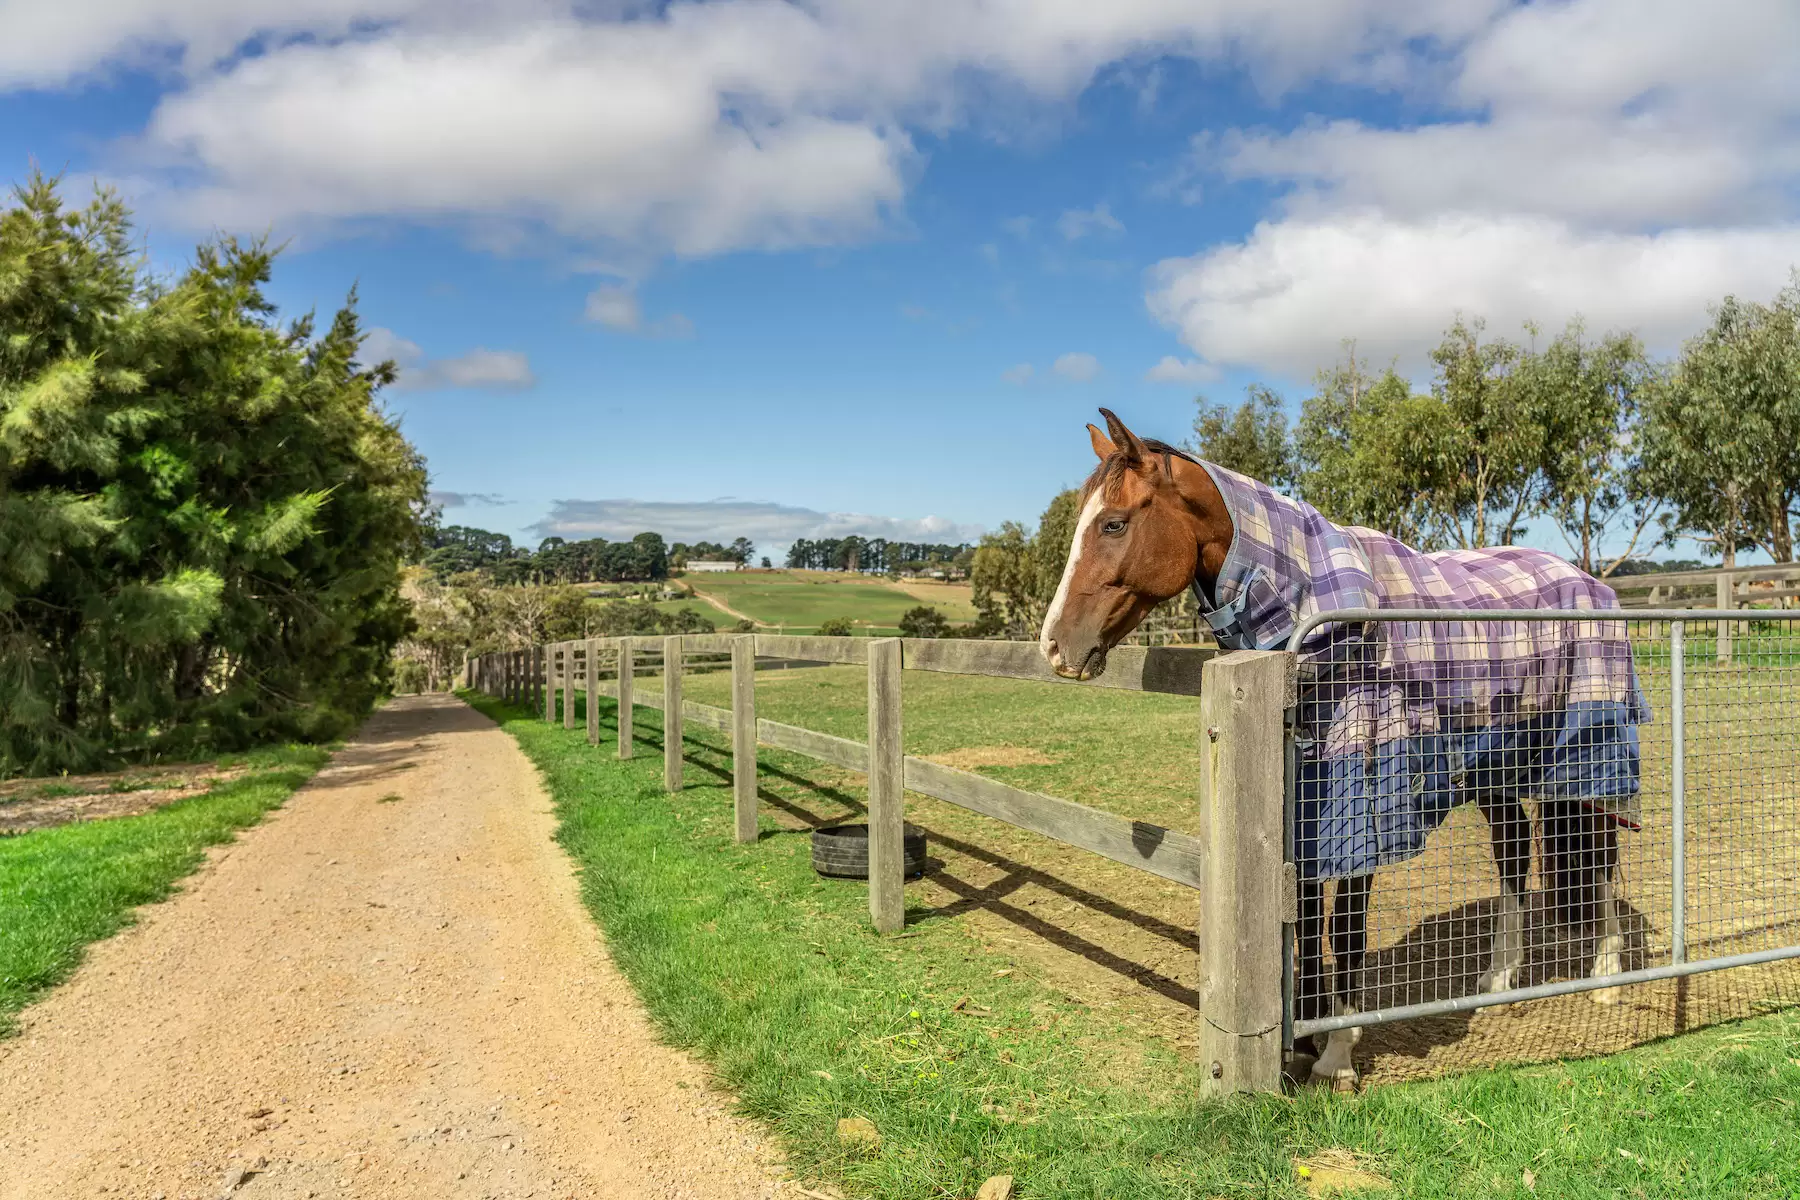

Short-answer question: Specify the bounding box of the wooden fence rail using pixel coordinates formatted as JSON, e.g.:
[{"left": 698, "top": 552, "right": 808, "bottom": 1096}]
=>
[{"left": 471, "top": 632, "right": 1285, "bottom": 1095}]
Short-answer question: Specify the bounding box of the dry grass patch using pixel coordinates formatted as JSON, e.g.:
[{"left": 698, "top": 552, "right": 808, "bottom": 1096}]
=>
[
  {"left": 924, "top": 746, "right": 1059, "bottom": 770},
  {"left": 0, "top": 763, "right": 253, "bottom": 836}
]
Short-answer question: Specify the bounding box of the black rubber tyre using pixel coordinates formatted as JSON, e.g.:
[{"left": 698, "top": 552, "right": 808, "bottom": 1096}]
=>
[{"left": 811, "top": 823, "right": 928, "bottom": 879}]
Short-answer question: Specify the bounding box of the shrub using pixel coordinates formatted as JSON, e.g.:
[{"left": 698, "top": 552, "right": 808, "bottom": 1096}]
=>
[
  {"left": 898, "top": 606, "right": 948, "bottom": 638},
  {"left": 817, "top": 617, "right": 854, "bottom": 637}
]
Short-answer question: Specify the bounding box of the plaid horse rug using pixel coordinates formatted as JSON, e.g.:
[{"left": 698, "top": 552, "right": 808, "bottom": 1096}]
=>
[{"left": 1191, "top": 462, "right": 1649, "bottom": 880}]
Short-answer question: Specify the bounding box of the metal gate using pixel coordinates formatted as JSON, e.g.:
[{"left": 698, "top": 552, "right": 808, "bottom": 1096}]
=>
[{"left": 1282, "top": 608, "right": 1800, "bottom": 1048}]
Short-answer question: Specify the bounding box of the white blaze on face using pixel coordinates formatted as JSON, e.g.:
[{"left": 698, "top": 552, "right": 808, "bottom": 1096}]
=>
[{"left": 1040, "top": 489, "right": 1106, "bottom": 666}]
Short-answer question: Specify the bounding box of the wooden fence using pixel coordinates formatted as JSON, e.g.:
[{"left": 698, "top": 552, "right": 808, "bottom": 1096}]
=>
[
  {"left": 466, "top": 633, "right": 1291, "bottom": 1095},
  {"left": 1610, "top": 564, "right": 1800, "bottom": 662}
]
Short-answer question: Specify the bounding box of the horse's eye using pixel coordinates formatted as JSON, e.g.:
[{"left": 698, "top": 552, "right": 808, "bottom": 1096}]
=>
[{"left": 1101, "top": 519, "right": 1126, "bottom": 535}]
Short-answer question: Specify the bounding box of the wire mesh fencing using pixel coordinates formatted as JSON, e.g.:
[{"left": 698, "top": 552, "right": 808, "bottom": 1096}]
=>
[{"left": 1283, "top": 609, "right": 1800, "bottom": 1053}]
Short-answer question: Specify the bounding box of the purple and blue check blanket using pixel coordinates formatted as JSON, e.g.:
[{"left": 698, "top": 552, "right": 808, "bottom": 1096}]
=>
[{"left": 1193, "top": 462, "right": 1649, "bottom": 880}]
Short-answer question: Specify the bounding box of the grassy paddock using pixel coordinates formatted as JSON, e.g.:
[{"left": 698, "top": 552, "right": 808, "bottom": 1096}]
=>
[
  {"left": 471, "top": 688, "right": 1800, "bottom": 1199},
  {"left": 0, "top": 745, "right": 329, "bottom": 1035},
  {"left": 681, "top": 569, "right": 974, "bottom": 632}
]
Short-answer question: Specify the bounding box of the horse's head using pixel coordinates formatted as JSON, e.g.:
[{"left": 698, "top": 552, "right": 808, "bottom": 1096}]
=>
[{"left": 1039, "top": 408, "right": 1234, "bottom": 680}]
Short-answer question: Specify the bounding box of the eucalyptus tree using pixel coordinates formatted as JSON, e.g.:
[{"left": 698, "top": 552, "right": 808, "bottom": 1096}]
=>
[{"left": 1642, "top": 278, "right": 1800, "bottom": 565}]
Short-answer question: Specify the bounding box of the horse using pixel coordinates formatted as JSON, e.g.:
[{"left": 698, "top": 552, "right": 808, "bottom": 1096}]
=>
[{"left": 1039, "top": 408, "right": 1646, "bottom": 1087}]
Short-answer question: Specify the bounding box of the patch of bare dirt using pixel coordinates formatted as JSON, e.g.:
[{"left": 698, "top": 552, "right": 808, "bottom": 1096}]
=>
[
  {"left": 924, "top": 746, "right": 1059, "bottom": 771},
  {"left": 0, "top": 763, "right": 252, "bottom": 836},
  {"left": 0, "top": 694, "right": 788, "bottom": 1199}
]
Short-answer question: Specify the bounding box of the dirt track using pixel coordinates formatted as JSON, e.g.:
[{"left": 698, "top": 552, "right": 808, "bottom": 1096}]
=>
[{"left": 0, "top": 694, "right": 785, "bottom": 1200}]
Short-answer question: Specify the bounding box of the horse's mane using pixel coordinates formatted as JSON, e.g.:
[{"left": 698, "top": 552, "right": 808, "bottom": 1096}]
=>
[{"left": 1081, "top": 437, "right": 1201, "bottom": 504}]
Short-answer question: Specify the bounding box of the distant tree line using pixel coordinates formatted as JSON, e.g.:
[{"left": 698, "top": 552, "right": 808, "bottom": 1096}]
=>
[
  {"left": 420, "top": 526, "right": 768, "bottom": 584},
  {"left": 1, "top": 176, "right": 427, "bottom": 773},
  {"left": 420, "top": 526, "right": 671, "bottom": 585},
  {"left": 671, "top": 538, "right": 754, "bottom": 566},
  {"left": 784, "top": 537, "right": 974, "bottom": 574}
]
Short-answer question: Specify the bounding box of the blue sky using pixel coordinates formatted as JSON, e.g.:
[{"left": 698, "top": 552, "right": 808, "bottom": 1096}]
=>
[{"left": 4, "top": 1, "right": 1797, "bottom": 564}]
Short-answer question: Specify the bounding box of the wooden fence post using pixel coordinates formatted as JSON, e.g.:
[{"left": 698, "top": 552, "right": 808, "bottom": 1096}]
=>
[
  {"left": 506, "top": 651, "right": 516, "bottom": 705},
  {"left": 586, "top": 638, "right": 601, "bottom": 745},
  {"left": 1716, "top": 571, "right": 1734, "bottom": 664},
  {"left": 543, "top": 644, "right": 556, "bottom": 723},
  {"left": 534, "top": 645, "right": 546, "bottom": 717},
  {"left": 867, "top": 638, "right": 905, "bottom": 933},
  {"left": 732, "top": 634, "right": 758, "bottom": 843},
  {"left": 617, "top": 642, "right": 635, "bottom": 759},
  {"left": 663, "top": 635, "right": 684, "bottom": 792},
  {"left": 562, "top": 643, "right": 576, "bottom": 729},
  {"left": 1195, "top": 648, "right": 1288, "bottom": 1097}
]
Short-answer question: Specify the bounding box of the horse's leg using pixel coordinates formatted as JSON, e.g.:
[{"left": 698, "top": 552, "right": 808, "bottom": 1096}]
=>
[
  {"left": 1311, "top": 874, "right": 1370, "bottom": 1089},
  {"left": 1477, "top": 792, "right": 1531, "bottom": 999},
  {"left": 1588, "top": 812, "right": 1624, "bottom": 1006}
]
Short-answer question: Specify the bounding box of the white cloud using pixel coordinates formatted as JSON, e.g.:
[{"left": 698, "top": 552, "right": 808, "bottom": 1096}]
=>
[
  {"left": 583, "top": 284, "right": 693, "bottom": 337},
  {"left": 1146, "top": 0, "right": 1800, "bottom": 376},
  {"left": 1144, "top": 355, "right": 1221, "bottom": 384},
  {"left": 361, "top": 325, "right": 421, "bottom": 366},
  {"left": 1057, "top": 202, "right": 1124, "bottom": 240},
  {"left": 531, "top": 497, "right": 985, "bottom": 561},
  {"left": 1000, "top": 362, "right": 1034, "bottom": 385},
  {"left": 404, "top": 348, "right": 537, "bottom": 392},
  {"left": 1146, "top": 212, "right": 1800, "bottom": 376},
  {"left": 429, "top": 490, "right": 507, "bottom": 508},
  {"left": 364, "top": 326, "right": 536, "bottom": 391},
  {"left": 1052, "top": 352, "right": 1100, "bottom": 382},
  {"left": 30, "top": 1, "right": 1518, "bottom": 258}
]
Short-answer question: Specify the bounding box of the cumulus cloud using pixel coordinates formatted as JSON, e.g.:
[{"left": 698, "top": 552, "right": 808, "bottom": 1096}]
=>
[
  {"left": 429, "top": 490, "right": 507, "bottom": 508},
  {"left": 1146, "top": 0, "right": 1800, "bottom": 377},
  {"left": 531, "top": 497, "right": 985, "bottom": 562},
  {"left": 1146, "top": 212, "right": 1800, "bottom": 375},
  {"left": 1000, "top": 362, "right": 1034, "bottom": 385},
  {"left": 583, "top": 284, "right": 694, "bottom": 337},
  {"left": 1144, "top": 355, "right": 1221, "bottom": 384},
  {"left": 1057, "top": 202, "right": 1124, "bottom": 241},
  {"left": 364, "top": 325, "right": 536, "bottom": 391},
  {"left": 1052, "top": 352, "right": 1100, "bottom": 382},
  {"left": 25, "top": 1, "right": 1519, "bottom": 258}
]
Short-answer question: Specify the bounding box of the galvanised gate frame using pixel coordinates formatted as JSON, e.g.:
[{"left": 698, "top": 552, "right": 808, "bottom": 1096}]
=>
[{"left": 1284, "top": 608, "right": 1800, "bottom": 1051}]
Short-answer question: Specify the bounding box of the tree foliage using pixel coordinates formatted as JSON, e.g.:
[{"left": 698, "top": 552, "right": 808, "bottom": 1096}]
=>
[
  {"left": 0, "top": 175, "right": 427, "bottom": 772},
  {"left": 1641, "top": 277, "right": 1800, "bottom": 566},
  {"left": 784, "top": 537, "right": 973, "bottom": 573},
  {"left": 392, "top": 572, "right": 715, "bottom": 691},
  {"left": 1188, "top": 384, "right": 1295, "bottom": 491}
]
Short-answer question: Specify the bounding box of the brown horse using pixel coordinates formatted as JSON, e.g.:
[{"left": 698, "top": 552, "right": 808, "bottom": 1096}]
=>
[{"left": 1040, "top": 408, "right": 1630, "bottom": 1087}]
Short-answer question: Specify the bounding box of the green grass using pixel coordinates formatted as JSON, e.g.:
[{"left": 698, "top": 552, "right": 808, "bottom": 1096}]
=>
[
  {"left": 680, "top": 569, "right": 961, "bottom": 633},
  {"left": 470, "top": 688, "right": 1800, "bottom": 1198},
  {"left": 0, "top": 744, "right": 328, "bottom": 1036},
  {"left": 655, "top": 595, "right": 743, "bottom": 626}
]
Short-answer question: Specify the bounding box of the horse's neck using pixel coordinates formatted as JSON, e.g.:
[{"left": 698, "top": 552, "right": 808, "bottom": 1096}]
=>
[{"left": 1173, "top": 459, "right": 1233, "bottom": 602}]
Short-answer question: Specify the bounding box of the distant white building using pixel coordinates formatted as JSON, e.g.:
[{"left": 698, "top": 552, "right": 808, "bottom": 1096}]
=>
[{"left": 685, "top": 560, "right": 742, "bottom": 573}]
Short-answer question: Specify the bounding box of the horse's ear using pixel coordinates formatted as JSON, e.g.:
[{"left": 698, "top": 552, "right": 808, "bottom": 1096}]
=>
[
  {"left": 1099, "top": 407, "right": 1146, "bottom": 464},
  {"left": 1087, "top": 423, "right": 1115, "bottom": 461}
]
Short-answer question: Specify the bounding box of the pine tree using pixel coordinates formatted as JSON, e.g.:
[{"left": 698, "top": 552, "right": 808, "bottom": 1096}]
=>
[{"left": 0, "top": 174, "right": 428, "bottom": 773}]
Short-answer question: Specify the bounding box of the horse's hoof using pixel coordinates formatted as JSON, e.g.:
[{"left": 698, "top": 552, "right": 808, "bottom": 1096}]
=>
[
  {"left": 1477, "top": 966, "right": 1517, "bottom": 995},
  {"left": 1331, "top": 1068, "right": 1359, "bottom": 1094},
  {"left": 1591, "top": 985, "right": 1620, "bottom": 1007}
]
